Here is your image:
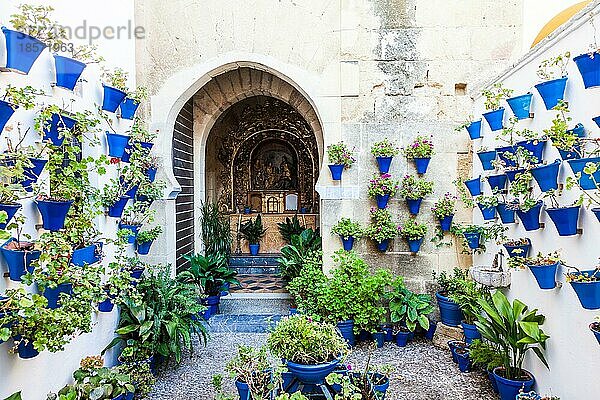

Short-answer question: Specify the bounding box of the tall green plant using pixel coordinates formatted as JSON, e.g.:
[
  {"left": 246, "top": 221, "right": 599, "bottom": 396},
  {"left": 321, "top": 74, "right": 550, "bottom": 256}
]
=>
[
  {"left": 178, "top": 253, "right": 239, "bottom": 296},
  {"left": 277, "top": 229, "right": 322, "bottom": 281},
  {"left": 199, "top": 201, "right": 232, "bottom": 259}
]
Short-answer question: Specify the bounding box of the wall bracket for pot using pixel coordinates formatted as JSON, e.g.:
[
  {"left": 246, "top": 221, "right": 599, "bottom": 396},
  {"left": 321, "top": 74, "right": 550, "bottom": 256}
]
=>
[
  {"left": 577, "top": 228, "right": 584, "bottom": 235},
  {"left": 35, "top": 224, "right": 43, "bottom": 230},
  {"left": 529, "top": 112, "right": 535, "bottom": 118},
  {"left": 3, "top": 272, "right": 9, "bottom": 278}
]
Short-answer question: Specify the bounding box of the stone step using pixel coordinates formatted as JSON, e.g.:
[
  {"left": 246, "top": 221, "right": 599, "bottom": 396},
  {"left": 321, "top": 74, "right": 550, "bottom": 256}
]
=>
[
  {"left": 206, "top": 314, "right": 283, "bottom": 333},
  {"left": 228, "top": 255, "right": 281, "bottom": 267},
  {"left": 219, "top": 293, "right": 291, "bottom": 315}
]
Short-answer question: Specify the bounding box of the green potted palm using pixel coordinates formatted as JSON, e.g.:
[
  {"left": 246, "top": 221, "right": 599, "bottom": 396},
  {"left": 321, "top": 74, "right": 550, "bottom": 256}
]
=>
[{"left": 239, "top": 214, "right": 267, "bottom": 255}]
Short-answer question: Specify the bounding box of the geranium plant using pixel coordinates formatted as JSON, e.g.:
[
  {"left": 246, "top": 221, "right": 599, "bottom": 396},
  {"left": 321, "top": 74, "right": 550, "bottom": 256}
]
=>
[
  {"left": 397, "top": 219, "right": 427, "bottom": 241},
  {"left": 371, "top": 139, "right": 400, "bottom": 158},
  {"left": 367, "top": 173, "right": 399, "bottom": 197},
  {"left": 399, "top": 175, "right": 434, "bottom": 200},
  {"left": 365, "top": 208, "right": 398, "bottom": 243},
  {"left": 404, "top": 136, "right": 434, "bottom": 159},
  {"left": 481, "top": 82, "right": 513, "bottom": 111},
  {"left": 431, "top": 192, "right": 457, "bottom": 219},
  {"left": 327, "top": 142, "right": 356, "bottom": 167},
  {"left": 537, "top": 51, "right": 571, "bottom": 80},
  {"left": 331, "top": 217, "right": 363, "bottom": 240}
]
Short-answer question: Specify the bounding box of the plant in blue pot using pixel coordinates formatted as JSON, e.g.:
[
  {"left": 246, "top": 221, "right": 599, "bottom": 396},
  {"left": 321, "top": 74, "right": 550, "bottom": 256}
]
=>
[
  {"left": 365, "top": 207, "right": 398, "bottom": 252},
  {"left": 454, "top": 223, "right": 507, "bottom": 255},
  {"left": 240, "top": 214, "right": 267, "bottom": 256},
  {"left": 573, "top": 49, "right": 600, "bottom": 89},
  {"left": 544, "top": 194, "right": 581, "bottom": 237},
  {"left": 502, "top": 238, "right": 531, "bottom": 258},
  {"left": 225, "top": 345, "right": 273, "bottom": 400},
  {"left": 136, "top": 226, "right": 163, "bottom": 255},
  {"left": 481, "top": 82, "right": 513, "bottom": 131},
  {"left": 368, "top": 173, "right": 399, "bottom": 209},
  {"left": 456, "top": 116, "right": 482, "bottom": 140},
  {"left": 565, "top": 267, "right": 600, "bottom": 310},
  {"left": 477, "top": 195, "right": 499, "bottom": 221},
  {"left": 120, "top": 86, "right": 149, "bottom": 120},
  {"left": 102, "top": 177, "right": 133, "bottom": 218},
  {"left": 534, "top": 51, "right": 570, "bottom": 110},
  {"left": 371, "top": 138, "right": 400, "bottom": 174},
  {"left": 508, "top": 172, "right": 544, "bottom": 231},
  {"left": 475, "top": 291, "right": 549, "bottom": 400},
  {"left": 521, "top": 251, "right": 561, "bottom": 290},
  {"left": 119, "top": 203, "right": 156, "bottom": 244},
  {"left": 331, "top": 217, "right": 363, "bottom": 251},
  {"left": 327, "top": 142, "right": 356, "bottom": 181},
  {"left": 449, "top": 278, "right": 487, "bottom": 345},
  {"left": 398, "top": 218, "right": 427, "bottom": 253},
  {"left": 431, "top": 192, "right": 457, "bottom": 232},
  {"left": 404, "top": 135, "right": 434, "bottom": 174},
  {"left": 387, "top": 277, "right": 434, "bottom": 346},
  {"left": 433, "top": 267, "right": 467, "bottom": 327},
  {"left": 102, "top": 67, "right": 129, "bottom": 113},
  {"left": 544, "top": 101, "right": 582, "bottom": 161},
  {"left": 477, "top": 147, "right": 497, "bottom": 171},
  {"left": 469, "top": 339, "right": 503, "bottom": 394},
  {"left": 0, "top": 85, "right": 43, "bottom": 133},
  {"left": 399, "top": 174, "right": 433, "bottom": 215}
]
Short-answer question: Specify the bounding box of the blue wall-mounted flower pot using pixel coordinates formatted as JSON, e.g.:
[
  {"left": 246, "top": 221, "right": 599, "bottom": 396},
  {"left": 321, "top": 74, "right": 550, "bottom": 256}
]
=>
[
  {"left": 506, "top": 93, "right": 533, "bottom": 120},
  {"left": 98, "top": 296, "right": 115, "bottom": 313},
  {"left": 487, "top": 174, "right": 507, "bottom": 192},
  {"left": 102, "top": 85, "right": 127, "bottom": 113},
  {"left": 119, "top": 223, "right": 140, "bottom": 244},
  {"left": 466, "top": 120, "right": 482, "bottom": 140},
  {"left": 464, "top": 232, "right": 481, "bottom": 249},
  {"left": 567, "top": 157, "right": 600, "bottom": 190},
  {"left": 249, "top": 243, "right": 260, "bottom": 255},
  {"left": 2, "top": 27, "right": 47, "bottom": 74},
  {"left": 43, "top": 113, "right": 77, "bottom": 146},
  {"left": 527, "top": 262, "right": 558, "bottom": 290},
  {"left": 592, "top": 208, "right": 600, "bottom": 223},
  {"left": 464, "top": 177, "right": 482, "bottom": 196},
  {"left": 43, "top": 282, "right": 73, "bottom": 309},
  {"left": 504, "top": 239, "right": 531, "bottom": 258},
  {"left": 439, "top": 214, "right": 453, "bottom": 231},
  {"left": 106, "top": 132, "right": 130, "bottom": 158},
  {"left": 414, "top": 157, "right": 431, "bottom": 174},
  {"left": 546, "top": 206, "right": 580, "bottom": 236},
  {"left": 558, "top": 145, "right": 581, "bottom": 161},
  {"left": 119, "top": 98, "right": 140, "bottom": 120},
  {"left": 36, "top": 199, "right": 73, "bottom": 231},
  {"left": 145, "top": 167, "right": 158, "bottom": 183},
  {"left": 376, "top": 156, "right": 392, "bottom": 174},
  {"left": 436, "top": 292, "right": 463, "bottom": 326},
  {"left": 493, "top": 368, "right": 534, "bottom": 400},
  {"left": 376, "top": 193, "right": 390, "bottom": 209},
  {"left": 0, "top": 203, "right": 21, "bottom": 229},
  {"left": 0, "top": 239, "right": 40, "bottom": 281},
  {"left": 15, "top": 336, "right": 39, "bottom": 359},
  {"left": 530, "top": 160, "right": 561, "bottom": 192},
  {"left": 376, "top": 239, "right": 389, "bottom": 252},
  {"left": 517, "top": 140, "right": 546, "bottom": 163},
  {"left": 406, "top": 198, "right": 423, "bottom": 215},
  {"left": 496, "top": 146, "right": 517, "bottom": 168},
  {"left": 568, "top": 123, "right": 586, "bottom": 138},
  {"left": 341, "top": 236, "right": 355, "bottom": 251},
  {"left": 0, "top": 100, "right": 17, "bottom": 133},
  {"left": 407, "top": 238, "right": 423, "bottom": 253},
  {"left": 590, "top": 323, "right": 600, "bottom": 345},
  {"left": 496, "top": 203, "right": 516, "bottom": 224},
  {"left": 337, "top": 320, "right": 355, "bottom": 346},
  {"left": 21, "top": 158, "right": 47, "bottom": 192},
  {"left": 478, "top": 203, "right": 497, "bottom": 221},
  {"left": 568, "top": 271, "right": 600, "bottom": 310},
  {"left": 136, "top": 240, "right": 153, "bottom": 255},
  {"left": 593, "top": 116, "right": 600, "bottom": 128},
  {"left": 505, "top": 168, "right": 525, "bottom": 183},
  {"left": 329, "top": 164, "right": 344, "bottom": 180},
  {"left": 461, "top": 321, "right": 481, "bottom": 344},
  {"left": 107, "top": 196, "right": 129, "bottom": 218},
  {"left": 535, "top": 77, "right": 567, "bottom": 110},
  {"left": 574, "top": 53, "right": 600, "bottom": 89},
  {"left": 516, "top": 201, "right": 543, "bottom": 231},
  {"left": 71, "top": 243, "right": 100, "bottom": 267},
  {"left": 482, "top": 108, "right": 505, "bottom": 131},
  {"left": 54, "top": 55, "right": 86, "bottom": 91},
  {"left": 478, "top": 150, "right": 496, "bottom": 171}
]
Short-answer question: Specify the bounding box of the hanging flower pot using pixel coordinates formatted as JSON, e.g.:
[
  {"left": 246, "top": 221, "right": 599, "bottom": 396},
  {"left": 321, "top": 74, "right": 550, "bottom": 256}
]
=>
[
  {"left": 107, "top": 196, "right": 129, "bottom": 218},
  {"left": 21, "top": 158, "right": 47, "bottom": 192},
  {"left": 102, "top": 84, "right": 127, "bottom": 112},
  {"left": 505, "top": 168, "right": 525, "bottom": 183},
  {"left": 516, "top": 140, "right": 546, "bottom": 163},
  {"left": 54, "top": 55, "right": 86, "bottom": 91},
  {"left": 119, "top": 223, "right": 140, "bottom": 244},
  {"left": 496, "top": 146, "right": 517, "bottom": 168},
  {"left": 530, "top": 160, "right": 561, "bottom": 192},
  {"left": 568, "top": 123, "right": 586, "bottom": 138},
  {"left": 463, "top": 232, "right": 481, "bottom": 249},
  {"left": 0, "top": 100, "right": 17, "bottom": 133},
  {"left": 439, "top": 214, "right": 453, "bottom": 231},
  {"left": 478, "top": 203, "right": 497, "bottom": 221},
  {"left": 98, "top": 292, "right": 115, "bottom": 313},
  {"left": 119, "top": 98, "right": 140, "bottom": 120},
  {"left": 527, "top": 262, "right": 559, "bottom": 290},
  {"left": 106, "top": 132, "right": 130, "bottom": 158},
  {"left": 464, "top": 177, "right": 482, "bottom": 196},
  {"left": 546, "top": 206, "right": 580, "bottom": 236},
  {"left": 503, "top": 238, "right": 531, "bottom": 258},
  {"left": 406, "top": 198, "right": 422, "bottom": 215},
  {"left": 567, "top": 157, "right": 600, "bottom": 190},
  {"left": 0, "top": 203, "right": 21, "bottom": 229},
  {"left": 486, "top": 174, "right": 507, "bottom": 191},
  {"left": 43, "top": 113, "right": 77, "bottom": 146},
  {"left": 461, "top": 321, "right": 481, "bottom": 344},
  {"left": 0, "top": 239, "right": 40, "bottom": 281},
  {"left": 376, "top": 239, "right": 389, "bottom": 252},
  {"left": 568, "top": 270, "right": 600, "bottom": 310},
  {"left": 496, "top": 203, "right": 516, "bottom": 224},
  {"left": 435, "top": 292, "right": 463, "bottom": 327},
  {"left": 15, "top": 336, "right": 39, "bottom": 359},
  {"left": 336, "top": 320, "right": 355, "bottom": 346},
  {"left": 1, "top": 27, "right": 47, "bottom": 74},
  {"left": 376, "top": 156, "right": 392, "bottom": 174},
  {"left": 593, "top": 116, "right": 600, "bottom": 128},
  {"left": 590, "top": 322, "right": 600, "bottom": 345},
  {"left": 558, "top": 145, "right": 581, "bottom": 161},
  {"left": 249, "top": 243, "right": 260, "bottom": 256},
  {"left": 145, "top": 167, "right": 158, "bottom": 183},
  {"left": 340, "top": 236, "right": 355, "bottom": 251},
  {"left": 482, "top": 108, "right": 505, "bottom": 131},
  {"left": 329, "top": 164, "right": 345, "bottom": 180},
  {"left": 136, "top": 239, "right": 154, "bottom": 255},
  {"left": 36, "top": 199, "right": 73, "bottom": 231},
  {"left": 414, "top": 157, "right": 431, "bottom": 174},
  {"left": 493, "top": 367, "right": 535, "bottom": 400},
  {"left": 516, "top": 201, "right": 543, "bottom": 231},
  {"left": 534, "top": 77, "right": 568, "bottom": 110},
  {"left": 376, "top": 194, "right": 390, "bottom": 209},
  {"left": 477, "top": 150, "right": 496, "bottom": 171},
  {"left": 71, "top": 243, "right": 102, "bottom": 267},
  {"left": 506, "top": 93, "right": 533, "bottom": 120},
  {"left": 465, "top": 120, "right": 482, "bottom": 140},
  {"left": 573, "top": 52, "right": 600, "bottom": 89},
  {"left": 407, "top": 238, "right": 423, "bottom": 253},
  {"left": 43, "top": 282, "right": 73, "bottom": 309}
]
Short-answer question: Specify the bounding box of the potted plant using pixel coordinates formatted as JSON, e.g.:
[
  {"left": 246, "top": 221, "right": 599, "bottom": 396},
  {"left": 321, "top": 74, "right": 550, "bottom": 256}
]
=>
[
  {"left": 387, "top": 278, "right": 434, "bottom": 346},
  {"left": 496, "top": 198, "right": 516, "bottom": 224},
  {"left": 136, "top": 226, "right": 162, "bottom": 255},
  {"left": 277, "top": 228, "right": 321, "bottom": 282},
  {"left": 399, "top": 175, "right": 433, "bottom": 215},
  {"left": 448, "top": 278, "right": 487, "bottom": 344},
  {"left": 456, "top": 116, "right": 482, "bottom": 140},
  {"left": 453, "top": 223, "right": 506, "bottom": 254},
  {"left": 404, "top": 135, "right": 434, "bottom": 174},
  {"left": 327, "top": 142, "right": 355, "bottom": 180},
  {"left": 239, "top": 214, "right": 267, "bottom": 255},
  {"left": 371, "top": 139, "right": 400, "bottom": 173},
  {"left": 0, "top": 216, "right": 41, "bottom": 281},
  {"left": 477, "top": 196, "right": 499, "bottom": 221},
  {"left": 331, "top": 217, "right": 363, "bottom": 251},
  {"left": 508, "top": 172, "right": 544, "bottom": 231},
  {"left": 120, "top": 86, "right": 149, "bottom": 120},
  {"left": 364, "top": 208, "right": 397, "bottom": 252},
  {"left": 0, "top": 85, "right": 42, "bottom": 132},
  {"left": 573, "top": 47, "right": 600, "bottom": 89},
  {"left": 63, "top": 209, "right": 104, "bottom": 267},
  {"left": 433, "top": 268, "right": 466, "bottom": 327},
  {"left": 2, "top": 6, "right": 49, "bottom": 74},
  {"left": 481, "top": 83, "right": 513, "bottom": 131},
  {"left": 120, "top": 118, "right": 157, "bottom": 163},
  {"left": 35, "top": 105, "right": 78, "bottom": 147},
  {"left": 503, "top": 237, "right": 531, "bottom": 258},
  {"left": 544, "top": 194, "right": 580, "bottom": 237},
  {"left": 506, "top": 92, "right": 533, "bottom": 120},
  {"left": 566, "top": 267, "right": 600, "bottom": 310},
  {"left": 431, "top": 192, "right": 456, "bottom": 232},
  {"left": 517, "top": 252, "right": 561, "bottom": 290},
  {"left": 119, "top": 203, "right": 155, "bottom": 244},
  {"left": 530, "top": 159, "right": 561, "bottom": 192},
  {"left": 267, "top": 315, "right": 349, "bottom": 385},
  {"left": 535, "top": 51, "right": 570, "bottom": 110},
  {"left": 368, "top": 173, "right": 399, "bottom": 209},
  {"left": 102, "top": 178, "right": 132, "bottom": 218},
  {"left": 397, "top": 219, "right": 427, "bottom": 253},
  {"left": 225, "top": 345, "right": 273, "bottom": 400},
  {"left": 543, "top": 101, "right": 582, "bottom": 160},
  {"left": 475, "top": 291, "right": 549, "bottom": 400},
  {"left": 469, "top": 339, "right": 503, "bottom": 393},
  {"left": 326, "top": 354, "right": 392, "bottom": 399},
  {"left": 590, "top": 316, "right": 600, "bottom": 345},
  {"left": 102, "top": 68, "right": 129, "bottom": 112},
  {"left": 477, "top": 147, "right": 497, "bottom": 171},
  {"left": 463, "top": 176, "right": 482, "bottom": 196}
]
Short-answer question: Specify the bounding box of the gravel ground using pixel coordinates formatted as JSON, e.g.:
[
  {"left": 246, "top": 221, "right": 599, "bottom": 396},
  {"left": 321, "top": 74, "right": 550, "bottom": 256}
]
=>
[{"left": 147, "top": 334, "right": 496, "bottom": 400}]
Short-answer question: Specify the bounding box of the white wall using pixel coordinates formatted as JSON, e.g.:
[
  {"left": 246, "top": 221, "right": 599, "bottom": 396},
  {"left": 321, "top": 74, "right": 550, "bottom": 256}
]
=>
[
  {"left": 472, "top": 4, "right": 600, "bottom": 398},
  {"left": 0, "top": 1, "right": 138, "bottom": 398}
]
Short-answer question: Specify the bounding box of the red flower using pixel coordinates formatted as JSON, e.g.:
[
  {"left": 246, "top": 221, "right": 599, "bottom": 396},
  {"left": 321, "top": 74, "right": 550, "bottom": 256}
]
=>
[{"left": 110, "top": 157, "right": 120, "bottom": 164}]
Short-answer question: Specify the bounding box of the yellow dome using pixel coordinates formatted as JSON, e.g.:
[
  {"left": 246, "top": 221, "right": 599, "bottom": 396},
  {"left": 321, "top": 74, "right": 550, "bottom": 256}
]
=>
[{"left": 531, "top": 1, "right": 593, "bottom": 48}]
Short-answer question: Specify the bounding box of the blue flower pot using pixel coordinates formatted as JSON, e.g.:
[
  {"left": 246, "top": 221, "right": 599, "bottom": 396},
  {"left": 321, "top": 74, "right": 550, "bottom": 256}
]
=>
[
  {"left": 36, "top": 199, "right": 73, "bottom": 231},
  {"left": 535, "top": 77, "right": 568, "bottom": 110},
  {"left": 376, "top": 239, "right": 389, "bottom": 252},
  {"left": 145, "top": 167, "right": 158, "bottom": 183},
  {"left": 527, "top": 262, "right": 558, "bottom": 290},
  {"left": 568, "top": 271, "right": 600, "bottom": 310},
  {"left": 54, "top": 55, "right": 86, "bottom": 91},
  {"left": 71, "top": 243, "right": 101, "bottom": 267},
  {"left": 558, "top": 145, "right": 581, "bottom": 160},
  {"left": 506, "top": 93, "right": 533, "bottom": 120},
  {"left": 466, "top": 120, "right": 482, "bottom": 140},
  {"left": 456, "top": 350, "right": 471, "bottom": 372},
  {"left": 496, "top": 203, "right": 516, "bottom": 224},
  {"left": 593, "top": 116, "right": 600, "bottom": 128},
  {"left": 567, "top": 157, "right": 600, "bottom": 190},
  {"left": 590, "top": 323, "right": 600, "bottom": 345},
  {"left": 102, "top": 85, "right": 127, "bottom": 113},
  {"left": 531, "top": 160, "right": 561, "bottom": 192},
  {"left": 341, "top": 236, "right": 355, "bottom": 251},
  {"left": 487, "top": 370, "right": 499, "bottom": 393},
  {"left": 373, "top": 331, "right": 385, "bottom": 348},
  {"left": 376, "top": 193, "right": 390, "bottom": 209},
  {"left": 15, "top": 336, "right": 39, "bottom": 359},
  {"left": 464, "top": 177, "right": 482, "bottom": 196},
  {"left": 461, "top": 322, "right": 481, "bottom": 344},
  {"left": 425, "top": 321, "right": 437, "bottom": 340},
  {"left": 249, "top": 243, "right": 260, "bottom": 255},
  {"left": 119, "top": 223, "right": 140, "bottom": 244},
  {"left": 568, "top": 123, "right": 586, "bottom": 138},
  {"left": 120, "top": 98, "right": 140, "bottom": 120},
  {"left": 482, "top": 108, "right": 505, "bottom": 131},
  {"left": 2, "top": 27, "right": 47, "bottom": 74},
  {"left": 383, "top": 326, "right": 394, "bottom": 342},
  {"left": 107, "top": 197, "right": 129, "bottom": 218},
  {"left": 106, "top": 132, "right": 130, "bottom": 158},
  {"left": 395, "top": 331, "right": 410, "bottom": 347},
  {"left": 574, "top": 53, "right": 600, "bottom": 89},
  {"left": 43, "top": 113, "right": 77, "bottom": 146},
  {"left": 448, "top": 340, "right": 462, "bottom": 363},
  {"left": 206, "top": 295, "right": 221, "bottom": 316},
  {"left": 505, "top": 168, "right": 525, "bottom": 183},
  {"left": 477, "top": 150, "right": 496, "bottom": 170},
  {"left": 407, "top": 198, "right": 422, "bottom": 215},
  {"left": 235, "top": 380, "right": 250, "bottom": 400},
  {"left": 463, "top": 232, "right": 481, "bottom": 250},
  {"left": 43, "top": 282, "right": 73, "bottom": 309},
  {"left": 496, "top": 146, "right": 517, "bottom": 168},
  {"left": 98, "top": 296, "right": 115, "bottom": 313},
  {"left": 376, "top": 156, "right": 393, "bottom": 174},
  {"left": 0, "top": 203, "right": 21, "bottom": 229},
  {"left": 504, "top": 239, "right": 531, "bottom": 258},
  {"left": 336, "top": 320, "right": 355, "bottom": 346},
  {"left": 487, "top": 174, "right": 507, "bottom": 192},
  {"left": 517, "top": 139, "right": 546, "bottom": 163},
  {"left": 546, "top": 206, "right": 580, "bottom": 236},
  {"left": 478, "top": 204, "right": 497, "bottom": 221},
  {"left": 21, "top": 158, "right": 47, "bottom": 192},
  {"left": 358, "top": 330, "right": 371, "bottom": 342},
  {"left": 136, "top": 240, "right": 153, "bottom": 255},
  {"left": 286, "top": 359, "right": 340, "bottom": 385},
  {"left": 407, "top": 238, "right": 423, "bottom": 253},
  {"left": 414, "top": 157, "right": 431, "bottom": 174},
  {"left": 436, "top": 292, "right": 463, "bottom": 327},
  {"left": 516, "top": 201, "right": 543, "bottom": 231},
  {"left": 0, "top": 100, "right": 16, "bottom": 133},
  {"left": 1, "top": 240, "right": 40, "bottom": 281},
  {"left": 329, "top": 164, "right": 344, "bottom": 180},
  {"left": 439, "top": 214, "right": 453, "bottom": 231},
  {"left": 493, "top": 368, "right": 534, "bottom": 400}
]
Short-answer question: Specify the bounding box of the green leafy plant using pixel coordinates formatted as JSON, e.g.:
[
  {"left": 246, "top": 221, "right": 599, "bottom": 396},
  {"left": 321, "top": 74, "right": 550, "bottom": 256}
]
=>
[
  {"left": 469, "top": 339, "right": 503, "bottom": 372},
  {"left": 451, "top": 223, "right": 507, "bottom": 254},
  {"left": 371, "top": 139, "right": 400, "bottom": 158},
  {"left": 543, "top": 101, "right": 581, "bottom": 154},
  {"left": 386, "top": 278, "right": 434, "bottom": 332},
  {"left": 136, "top": 226, "right": 163, "bottom": 244},
  {"left": 431, "top": 192, "right": 457, "bottom": 219},
  {"left": 327, "top": 142, "right": 356, "bottom": 167},
  {"left": 277, "top": 229, "right": 322, "bottom": 281},
  {"left": 331, "top": 218, "right": 363, "bottom": 240},
  {"left": 199, "top": 201, "right": 232, "bottom": 260},
  {"left": 537, "top": 51, "right": 571, "bottom": 80},
  {"left": 448, "top": 277, "right": 489, "bottom": 324},
  {"left": 225, "top": 345, "right": 274, "bottom": 400},
  {"left": 481, "top": 82, "right": 513, "bottom": 111},
  {"left": 178, "top": 252, "right": 239, "bottom": 296},
  {"left": 399, "top": 175, "right": 434, "bottom": 200},
  {"left": 239, "top": 214, "right": 267, "bottom": 244},
  {"left": 277, "top": 215, "right": 305, "bottom": 243},
  {"left": 367, "top": 173, "right": 399, "bottom": 197},
  {"left": 404, "top": 135, "right": 434, "bottom": 159},
  {"left": 397, "top": 219, "right": 427, "bottom": 241},
  {"left": 364, "top": 208, "right": 398, "bottom": 243},
  {"left": 2, "top": 85, "right": 44, "bottom": 110},
  {"left": 287, "top": 255, "right": 328, "bottom": 316}
]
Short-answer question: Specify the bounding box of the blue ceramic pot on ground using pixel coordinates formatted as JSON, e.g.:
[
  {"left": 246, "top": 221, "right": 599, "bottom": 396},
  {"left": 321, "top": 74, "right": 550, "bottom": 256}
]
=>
[
  {"left": 425, "top": 321, "right": 437, "bottom": 340},
  {"left": 376, "top": 239, "right": 389, "bottom": 252},
  {"left": 464, "top": 177, "right": 482, "bottom": 196},
  {"left": 407, "top": 238, "right": 423, "bottom": 253},
  {"left": 2, "top": 27, "right": 47, "bottom": 74},
  {"left": 373, "top": 331, "right": 385, "bottom": 348},
  {"left": 235, "top": 380, "right": 250, "bottom": 400},
  {"left": 136, "top": 240, "right": 153, "bottom": 255},
  {"left": 517, "top": 139, "right": 546, "bottom": 163},
  {"left": 482, "top": 108, "right": 505, "bottom": 131},
  {"left": 286, "top": 359, "right": 340, "bottom": 385},
  {"left": 496, "top": 203, "right": 516, "bottom": 224},
  {"left": 590, "top": 323, "right": 600, "bottom": 345},
  {"left": 463, "top": 232, "right": 481, "bottom": 250},
  {"left": 504, "top": 168, "right": 525, "bottom": 183},
  {"left": 329, "top": 164, "right": 344, "bottom": 180},
  {"left": 43, "top": 113, "right": 77, "bottom": 146},
  {"left": 466, "top": 120, "right": 482, "bottom": 140},
  {"left": 574, "top": 53, "right": 600, "bottom": 89},
  {"left": 439, "top": 214, "right": 453, "bottom": 231},
  {"left": 43, "top": 282, "right": 73, "bottom": 309},
  {"left": 493, "top": 368, "right": 534, "bottom": 400},
  {"left": 120, "top": 98, "right": 140, "bottom": 120},
  {"left": 567, "top": 157, "right": 600, "bottom": 190},
  {"left": 383, "top": 326, "right": 394, "bottom": 342},
  {"left": 15, "top": 336, "right": 39, "bottom": 359},
  {"left": 106, "top": 132, "right": 130, "bottom": 158},
  {"left": 478, "top": 203, "right": 497, "bottom": 221},
  {"left": 461, "top": 321, "right": 481, "bottom": 344},
  {"left": 414, "top": 157, "right": 431, "bottom": 174},
  {"left": 337, "top": 320, "right": 355, "bottom": 347},
  {"left": 535, "top": 77, "right": 568, "bottom": 110},
  {"left": 531, "top": 160, "right": 561, "bottom": 192},
  {"left": 0, "top": 203, "right": 21, "bottom": 229},
  {"left": 407, "top": 198, "right": 422, "bottom": 215},
  {"left": 456, "top": 350, "right": 471, "bottom": 372},
  {"left": 496, "top": 146, "right": 517, "bottom": 168},
  {"left": 0, "top": 100, "right": 16, "bottom": 133},
  {"left": 249, "top": 243, "right": 260, "bottom": 256},
  {"left": 447, "top": 340, "right": 466, "bottom": 363},
  {"left": 546, "top": 206, "right": 580, "bottom": 236},
  {"left": 436, "top": 292, "right": 463, "bottom": 327},
  {"left": 36, "top": 199, "right": 73, "bottom": 231},
  {"left": 119, "top": 223, "right": 140, "bottom": 244},
  {"left": 341, "top": 236, "right": 355, "bottom": 251},
  {"left": 54, "top": 55, "right": 86, "bottom": 91},
  {"left": 568, "top": 271, "right": 600, "bottom": 310},
  {"left": 102, "top": 85, "right": 127, "bottom": 112},
  {"left": 107, "top": 197, "right": 129, "bottom": 218},
  {"left": 504, "top": 239, "right": 531, "bottom": 258},
  {"left": 527, "top": 262, "right": 559, "bottom": 290},
  {"left": 376, "top": 193, "right": 390, "bottom": 209},
  {"left": 206, "top": 295, "right": 221, "bottom": 316},
  {"left": 477, "top": 151, "right": 496, "bottom": 170},
  {"left": 506, "top": 93, "right": 533, "bottom": 120},
  {"left": 376, "top": 156, "right": 392, "bottom": 174},
  {"left": 487, "top": 174, "right": 507, "bottom": 191},
  {"left": 516, "top": 201, "right": 543, "bottom": 231},
  {"left": 1, "top": 240, "right": 40, "bottom": 281},
  {"left": 395, "top": 331, "right": 410, "bottom": 347}
]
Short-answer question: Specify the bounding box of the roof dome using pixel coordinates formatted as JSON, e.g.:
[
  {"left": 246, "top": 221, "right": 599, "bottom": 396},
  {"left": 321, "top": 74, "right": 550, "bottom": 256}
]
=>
[{"left": 531, "top": 1, "right": 592, "bottom": 48}]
